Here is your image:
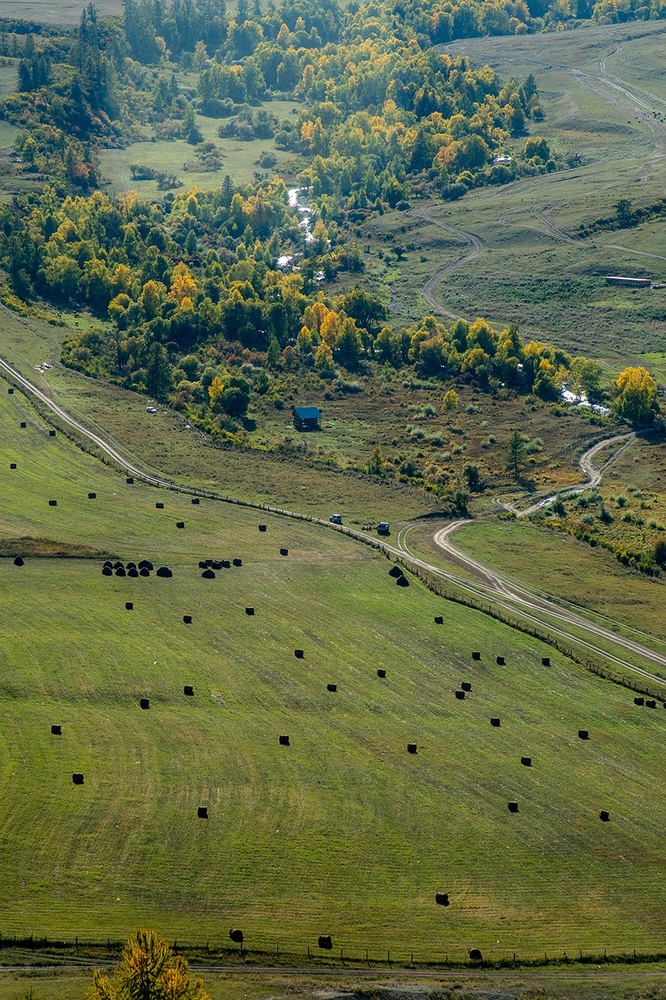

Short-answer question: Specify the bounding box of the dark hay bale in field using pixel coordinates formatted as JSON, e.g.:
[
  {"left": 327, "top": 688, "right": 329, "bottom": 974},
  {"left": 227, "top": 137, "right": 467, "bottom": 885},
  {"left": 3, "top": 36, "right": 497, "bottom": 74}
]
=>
[
  {"left": 202, "top": 569, "right": 216, "bottom": 579},
  {"left": 115, "top": 567, "right": 126, "bottom": 576},
  {"left": 455, "top": 690, "right": 465, "bottom": 700},
  {"left": 13, "top": 556, "right": 24, "bottom": 566},
  {"left": 126, "top": 562, "right": 136, "bottom": 569},
  {"left": 183, "top": 615, "right": 192, "bottom": 624},
  {"left": 233, "top": 558, "right": 242, "bottom": 566},
  {"left": 126, "top": 477, "right": 134, "bottom": 484},
  {"left": 490, "top": 718, "right": 500, "bottom": 727},
  {"left": 388, "top": 566, "right": 403, "bottom": 578},
  {"left": 128, "top": 568, "right": 139, "bottom": 577},
  {"left": 294, "top": 649, "right": 304, "bottom": 658},
  {"left": 88, "top": 492, "right": 96, "bottom": 499},
  {"left": 205, "top": 559, "right": 213, "bottom": 566},
  {"left": 198, "top": 561, "right": 207, "bottom": 569},
  {"left": 125, "top": 602, "right": 133, "bottom": 610},
  {"left": 198, "top": 806, "right": 208, "bottom": 819},
  {"left": 245, "top": 607, "right": 255, "bottom": 615},
  {"left": 472, "top": 651, "right": 481, "bottom": 660},
  {"left": 140, "top": 560, "right": 153, "bottom": 570},
  {"left": 396, "top": 576, "right": 409, "bottom": 587},
  {"left": 435, "top": 893, "right": 449, "bottom": 906},
  {"left": 184, "top": 685, "right": 194, "bottom": 696},
  {"left": 48, "top": 499, "right": 57, "bottom": 507},
  {"left": 542, "top": 657, "right": 551, "bottom": 666},
  {"left": 139, "top": 568, "right": 150, "bottom": 577},
  {"left": 259, "top": 524, "right": 267, "bottom": 532},
  {"left": 318, "top": 936, "right": 332, "bottom": 950},
  {"left": 176, "top": 521, "right": 185, "bottom": 529},
  {"left": 212, "top": 561, "right": 223, "bottom": 570},
  {"left": 469, "top": 949, "right": 482, "bottom": 962},
  {"left": 279, "top": 735, "right": 290, "bottom": 746},
  {"left": 229, "top": 929, "right": 244, "bottom": 944},
  {"left": 377, "top": 668, "right": 386, "bottom": 678},
  {"left": 191, "top": 497, "right": 200, "bottom": 504},
  {"left": 407, "top": 743, "right": 417, "bottom": 754},
  {"left": 600, "top": 810, "right": 610, "bottom": 822},
  {"left": 508, "top": 801, "right": 519, "bottom": 813},
  {"left": 72, "top": 773, "right": 84, "bottom": 784},
  {"left": 578, "top": 730, "right": 589, "bottom": 740},
  {"left": 646, "top": 700, "right": 657, "bottom": 709},
  {"left": 461, "top": 681, "right": 471, "bottom": 692},
  {"left": 156, "top": 566, "right": 173, "bottom": 578},
  {"left": 9, "top": 463, "right": 16, "bottom": 469},
  {"left": 49, "top": 430, "right": 56, "bottom": 437},
  {"left": 7, "top": 388, "right": 13, "bottom": 394},
  {"left": 280, "top": 548, "right": 288, "bottom": 556},
  {"left": 102, "top": 566, "right": 113, "bottom": 576},
  {"left": 327, "top": 683, "right": 337, "bottom": 692},
  {"left": 496, "top": 656, "right": 505, "bottom": 665},
  {"left": 434, "top": 615, "right": 443, "bottom": 624},
  {"left": 634, "top": 697, "right": 644, "bottom": 706},
  {"left": 103, "top": 560, "right": 112, "bottom": 568},
  {"left": 51, "top": 724, "right": 61, "bottom": 735},
  {"left": 221, "top": 560, "right": 231, "bottom": 568},
  {"left": 140, "top": 698, "right": 150, "bottom": 710},
  {"left": 156, "top": 502, "right": 164, "bottom": 509},
  {"left": 20, "top": 422, "right": 26, "bottom": 428},
  {"left": 521, "top": 756, "right": 532, "bottom": 767},
  {"left": 113, "top": 561, "right": 123, "bottom": 569}
]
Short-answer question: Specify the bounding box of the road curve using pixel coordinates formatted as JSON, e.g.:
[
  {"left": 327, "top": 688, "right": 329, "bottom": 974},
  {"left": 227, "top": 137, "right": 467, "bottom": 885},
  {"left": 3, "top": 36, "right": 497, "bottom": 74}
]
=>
[{"left": 409, "top": 207, "right": 484, "bottom": 320}]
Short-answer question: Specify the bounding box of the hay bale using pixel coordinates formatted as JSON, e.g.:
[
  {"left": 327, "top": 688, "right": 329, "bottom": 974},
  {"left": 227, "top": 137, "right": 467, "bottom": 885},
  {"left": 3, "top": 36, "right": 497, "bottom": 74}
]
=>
[
  {"left": 9, "top": 463, "right": 16, "bottom": 469},
  {"left": 490, "top": 718, "right": 500, "bottom": 727},
  {"left": 212, "top": 561, "right": 223, "bottom": 570},
  {"left": 88, "top": 492, "right": 96, "bottom": 499},
  {"left": 113, "top": 561, "right": 124, "bottom": 569},
  {"left": 103, "top": 560, "right": 112, "bottom": 568},
  {"left": 407, "top": 743, "right": 417, "bottom": 754},
  {"left": 634, "top": 697, "right": 644, "bottom": 706},
  {"left": 496, "top": 656, "right": 505, "bottom": 665},
  {"left": 198, "top": 561, "right": 207, "bottom": 569},
  {"left": 646, "top": 699, "right": 657, "bottom": 709},
  {"left": 318, "top": 936, "right": 332, "bottom": 950},
  {"left": 435, "top": 892, "right": 449, "bottom": 906},
  {"left": 48, "top": 499, "right": 57, "bottom": 506},
  {"left": 184, "top": 685, "right": 194, "bottom": 696},
  {"left": 472, "top": 651, "right": 481, "bottom": 660},
  {"left": 542, "top": 657, "right": 551, "bottom": 666},
  {"left": 578, "top": 730, "right": 589, "bottom": 740},
  {"left": 139, "top": 560, "right": 153, "bottom": 570},
  {"left": 183, "top": 615, "right": 192, "bottom": 624},
  {"left": 156, "top": 566, "right": 173, "bottom": 577},
  {"left": 198, "top": 806, "right": 208, "bottom": 818},
  {"left": 508, "top": 801, "right": 519, "bottom": 813},
  {"left": 461, "top": 681, "right": 471, "bottom": 692},
  {"left": 139, "top": 568, "right": 150, "bottom": 577},
  {"left": 125, "top": 602, "right": 133, "bottom": 610},
  {"left": 377, "top": 668, "right": 386, "bottom": 678},
  {"left": 72, "top": 773, "right": 84, "bottom": 784},
  {"left": 51, "top": 724, "right": 61, "bottom": 735},
  {"left": 259, "top": 524, "right": 267, "bottom": 532},
  {"left": 201, "top": 569, "right": 216, "bottom": 579},
  {"left": 221, "top": 560, "right": 230, "bottom": 568},
  {"left": 294, "top": 649, "right": 304, "bottom": 658},
  {"left": 205, "top": 560, "right": 213, "bottom": 566},
  {"left": 156, "top": 502, "right": 164, "bottom": 509},
  {"left": 396, "top": 576, "right": 409, "bottom": 587},
  {"left": 388, "top": 566, "right": 403, "bottom": 579},
  {"left": 191, "top": 497, "right": 200, "bottom": 504},
  {"left": 279, "top": 735, "right": 290, "bottom": 746},
  {"left": 233, "top": 558, "right": 242, "bottom": 567},
  {"left": 521, "top": 756, "right": 532, "bottom": 767},
  {"left": 245, "top": 607, "right": 255, "bottom": 615},
  {"left": 49, "top": 430, "right": 56, "bottom": 437},
  {"left": 327, "top": 683, "right": 337, "bottom": 692},
  {"left": 599, "top": 810, "right": 610, "bottom": 822},
  {"left": 13, "top": 556, "right": 24, "bottom": 566},
  {"left": 176, "top": 521, "right": 185, "bottom": 529},
  {"left": 128, "top": 568, "right": 139, "bottom": 577},
  {"left": 126, "top": 562, "right": 136, "bottom": 569},
  {"left": 102, "top": 567, "right": 113, "bottom": 576},
  {"left": 126, "top": 477, "right": 134, "bottom": 484},
  {"left": 115, "top": 567, "right": 126, "bottom": 576},
  {"left": 469, "top": 949, "right": 482, "bottom": 962},
  {"left": 229, "top": 929, "right": 244, "bottom": 944},
  {"left": 140, "top": 698, "right": 150, "bottom": 710},
  {"left": 280, "top": 548, "right": 289, "bottom": 556},
  {"left": 20, "top": 421, "right": 26, "bottom": 428},
  {"left": 7, "top": 388, "right": 13, "bottom": 394},
  {"left": 434, "top": 615, "right": 444, "bottom": 624},
  {"left": 455, "top": 690, "right": 465, "bottom": 700}
]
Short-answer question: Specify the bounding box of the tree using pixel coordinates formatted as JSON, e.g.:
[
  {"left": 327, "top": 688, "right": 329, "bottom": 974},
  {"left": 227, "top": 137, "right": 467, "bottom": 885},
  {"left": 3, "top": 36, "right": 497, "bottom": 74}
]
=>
[
  {"left": 336, "top": 318, "right": 362, "bottom": 369},
  {"left": 146, "top": 343, "right": 173, "bottom": 402},
  {"left": 506, "top": 429, "right": 526, "bottom": 480},
  {"left": 266, "top": 335, "right": 281, "bottom": 369},
  {"left": 614, "top": 366, "right": 658, "bottom": 425},
  {"left": 91, "top": 930, "right": 208, "bottom": 1000},
  {"left": 314, "top": 341, "right": 335, "bottom": 377},
  {"left": 464, "top": 464, "right": 482, "bottom": 491},
  {"left": 443, "top": 389, "right": 459, "bottom": 423},
  {"left": 367, "top": 444, "right": 385, "bottom": 475},
  {"left": 654, "top": 537, "right": 666, "bottom": 568}
]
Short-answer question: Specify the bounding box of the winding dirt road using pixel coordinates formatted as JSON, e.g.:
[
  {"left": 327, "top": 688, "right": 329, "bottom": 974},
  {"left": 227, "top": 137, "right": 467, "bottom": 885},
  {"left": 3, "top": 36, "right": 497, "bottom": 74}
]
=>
[{"left": 409, "top": 207, "right": 484, "bottom": 320}]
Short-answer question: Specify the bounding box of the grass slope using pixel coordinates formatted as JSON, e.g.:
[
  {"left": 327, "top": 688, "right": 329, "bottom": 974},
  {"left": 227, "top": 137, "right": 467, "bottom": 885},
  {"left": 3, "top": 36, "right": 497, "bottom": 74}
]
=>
[{"left": 1, "top": 379, "right": 666, "bottom": 957}]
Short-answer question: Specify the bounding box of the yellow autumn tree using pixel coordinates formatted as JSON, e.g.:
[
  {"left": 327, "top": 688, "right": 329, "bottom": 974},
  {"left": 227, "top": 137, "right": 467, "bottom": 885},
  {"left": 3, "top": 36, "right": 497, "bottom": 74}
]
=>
[
  {"left": 89, "top": 929, "right": 209, "bottom": 1000},
  {"left": 169, "top": 263, "right": 197, "bottom": 304},
  {"left": 614, "top": 366, "right": 658, "bottom": 425}
]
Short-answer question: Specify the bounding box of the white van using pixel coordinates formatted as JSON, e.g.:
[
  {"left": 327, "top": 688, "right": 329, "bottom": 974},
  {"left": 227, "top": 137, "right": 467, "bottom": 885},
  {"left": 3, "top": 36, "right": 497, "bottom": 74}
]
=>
[{"left": 329, "top": 514, "right": 343, "bottom": 524}]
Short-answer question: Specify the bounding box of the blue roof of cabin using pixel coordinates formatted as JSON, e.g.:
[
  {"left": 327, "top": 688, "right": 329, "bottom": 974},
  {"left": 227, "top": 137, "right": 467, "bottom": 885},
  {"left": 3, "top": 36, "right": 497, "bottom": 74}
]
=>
[{"left": 294, "top": 406, "right": 322, "bottom": 419}]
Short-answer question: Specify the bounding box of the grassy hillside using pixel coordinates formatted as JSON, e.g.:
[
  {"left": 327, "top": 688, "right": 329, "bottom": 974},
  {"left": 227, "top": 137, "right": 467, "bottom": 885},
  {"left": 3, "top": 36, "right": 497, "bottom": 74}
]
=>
[{"left": 2, "top": 373, "right": 666, "bottom": 959}]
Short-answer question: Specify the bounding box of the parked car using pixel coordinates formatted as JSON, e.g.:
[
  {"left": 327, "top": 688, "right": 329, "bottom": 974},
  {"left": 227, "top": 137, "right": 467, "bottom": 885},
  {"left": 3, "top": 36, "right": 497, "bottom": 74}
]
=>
[
  {"left": 329, "top": 513, "right": 343, "bottom": 524},
  {"left": 146, "top": 406, "right": 157, "bottom": 413},
  {"left": 376, "top": 522, "right": 390, "bottom": 535}
]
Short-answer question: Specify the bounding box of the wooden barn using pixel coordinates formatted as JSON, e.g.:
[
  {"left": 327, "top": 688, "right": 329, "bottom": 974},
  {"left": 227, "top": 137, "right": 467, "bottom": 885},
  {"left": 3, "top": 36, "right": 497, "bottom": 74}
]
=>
[{"left": 293, "top": 405, "right": 322, "bottom": 430}]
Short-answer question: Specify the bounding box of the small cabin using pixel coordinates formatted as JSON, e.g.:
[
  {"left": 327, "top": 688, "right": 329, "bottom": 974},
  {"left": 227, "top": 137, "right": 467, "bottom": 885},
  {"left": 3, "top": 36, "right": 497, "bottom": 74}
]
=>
[{"left": 293, "top": 405, "right": 321, "bottom": 431}]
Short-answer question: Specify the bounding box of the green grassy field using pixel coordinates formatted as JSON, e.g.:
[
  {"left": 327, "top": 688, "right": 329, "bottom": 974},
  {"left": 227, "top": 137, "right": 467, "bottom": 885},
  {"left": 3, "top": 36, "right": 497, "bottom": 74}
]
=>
[
  {"left": 2, "top": 363, "right": 666, "bottom": 959},
  {"left": 0, "top": 1, "right": 122, "bottom": 23}
]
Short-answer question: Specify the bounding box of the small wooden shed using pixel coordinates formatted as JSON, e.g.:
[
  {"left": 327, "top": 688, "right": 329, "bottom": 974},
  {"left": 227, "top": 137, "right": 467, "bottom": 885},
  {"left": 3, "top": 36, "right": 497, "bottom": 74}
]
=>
[{"left": 293, "top": 405, "right": 322, "bottom": 431}]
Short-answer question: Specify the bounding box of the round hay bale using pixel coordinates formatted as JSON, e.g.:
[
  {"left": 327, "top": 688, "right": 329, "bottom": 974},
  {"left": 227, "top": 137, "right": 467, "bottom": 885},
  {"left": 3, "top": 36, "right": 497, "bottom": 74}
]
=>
[
  {"left": 229, "top": 929, "right": 244, "bottom": 944},
  {"left": 496, "top": 656, "right": 505, "bottom": 665},
  {"left": 115, "top": 567, "right": 126, "bottom": 577},
  {"left": 396, "top": 576, "right": 409, "bottom": 587},
  {"left": 318, "top": 936, "right": 332, "bottom": 950},
  {"left": 125, "top": 602, "right": 133, "bottom": 610},
  {"left": 72, "top": 773, "right": 84, "bottom": 784},
  {"left": 542, "top": 657, "right": 551, "bottom": 666},
  {"left": 469, "top": 949, "right": 482, "bottom": 962},
  {"left": 377, "top": 668, "right": 386, "bottom": 678},
  {"left": 7, "top": 388, "right": 13, "bottom": 394},
  {"left": 245, "top": 607, "right": 255, "bottom": 615},
  {"left": 578, "top": 730, "right": 589, "bottom": 740},
  {"left": 156, "top": 566, "right": 173, "bottom": 578},
  {"left": 455, "top": 690, "right": 465, "bottom": 700},
  {"left": 435, "top": 892, "right": 449, "bottom": 906},
  {"left": 634, "top": 696, "right": 645, "bottom": 706},
  {"left": 184, "top": 685, "right": 194, "bottom": 696},
  {"left": 279, "top": 735, "right": 290, "bottom": 746},
  {"left": 280, "top": 548, "right": 289, "bottom": 556},
  {"left": 20, "top": 421, "right": 26, "bottom": 428},
  {"left": 205, "top": 559, "right": 213, "bottom": 566},
  {"left": 51, "top": 724, "right": 61, "bottom": 735},
  {"left": 407, "top": 743, "right": 417, "bottom": 754},
  {"left": 88, "top": 492, "right": 97, "bottom": 499},
  {"left": 128, "top": 568, "right": 139, "bottom": 577},
  {"left": 294, "top": 649, "right": 304, "bottom": 658},
  {"left": 599, "top": 810, "right": 610, "bottom": 822},
  {"left": 139, "top": 567, "right": 150, "bottom": 577},
  {"left": 472, "top": 651, "right": 481, "bottom": 660},
  {"left": 48, "top": 500, "right": 57, "bottom": 507},
  {"left": 49, "top": 430, "right": 56, "bottom": 437},
  {"left": 521, "top": 756, "right": 532, "bottom": 767},
  {"left": 198, "top": 561, "right": 207, "bottom": 569},
  {"left": 646, "top": 699, "right": 657, "bottom": 709},
  {"left": 490, "top": 717, "right": 500, "bottom": 727},
  {"left": 233, "top": 558, "right": 242, "bottom": 567},
  {"left": 140, "top": 698, "right": 150, "bottom": 710},
  {"left": 508, "top": 801, "right": 519, "bottom": 813},
  {"left": 434, "top": 615, "right": 443, "bottom": 624},
  {"left": 201, "top": 569, "right": 216, "bottom": 579},
  {"left": 126, "top": 562, "right": 136, "bottom": 569},
  {"left": 191, "top": 497, "right": 200, "bottom": 504},
  {"left": 13, "top": 556, "right": 24, "bottom": 567},
  {"left": 139, "top": 560, "right": 153, "bottom": 570},
  {"left": 212, "top": 561, "right": 223, "bottom": 570},
  {"left": 103, "top": 560, "right": 113, "bottom": 568},
  {"left": 126, "top": 477, "right": 134, "bottom": 484},
  {"left": 9, "top": 463, "right": 16, "bottom": 469},
  {"left": 176, "top": 521, "right": 185, "bottom": 529},
  {"left": 327, "top": 683, "right": 337, "bottom": 692},
  {"left": 102, "top": 566, "right": 113, "bottom": 576},
  {"left": 155, "top": 502, "right": 164, "bottom": 509},
  {"left": 461, "top": 681, "right": 471, "bottom": 692},
  {"left": 221, "top": 560, "right": 230, "bottom": 569},
  {"left": 198, "top": 806, "right": 208, "bottom": 819},
  {"left": 388, "top": 566, "right": 403, "bottom": 579},
  {"left": 183, "top": 615, "right": 192, "bottom": 624},
  {"left": 113, "top": 561, "right": 124, "bottom": 569},
  {"left": 259, "top": 524, "right": 267, "bottom": 532}
]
